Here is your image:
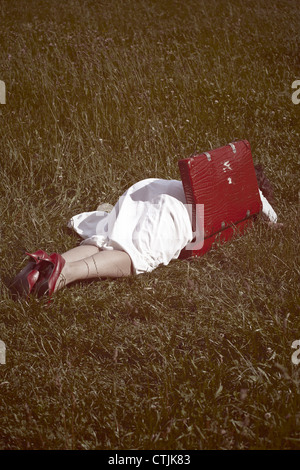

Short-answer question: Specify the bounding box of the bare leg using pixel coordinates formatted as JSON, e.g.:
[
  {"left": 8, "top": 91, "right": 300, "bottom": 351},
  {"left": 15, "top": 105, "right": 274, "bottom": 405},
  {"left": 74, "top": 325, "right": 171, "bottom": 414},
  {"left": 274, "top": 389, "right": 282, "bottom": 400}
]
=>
[
  {"left": 61, "top": 244, "right": 100, "bottom": 263},
  {"left": 55, "top": 248, "right": 133, "bottom": 292}
]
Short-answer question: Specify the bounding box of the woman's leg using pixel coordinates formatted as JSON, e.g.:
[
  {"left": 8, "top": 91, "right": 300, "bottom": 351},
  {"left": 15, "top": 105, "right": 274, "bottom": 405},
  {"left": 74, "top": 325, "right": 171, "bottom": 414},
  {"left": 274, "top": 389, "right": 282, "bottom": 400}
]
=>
[
  {"left": 55, "top": 248, "right": 133, "bottom": 292},
  {"left": 61, "top": 244, "right": 100, "bottom": 263}
]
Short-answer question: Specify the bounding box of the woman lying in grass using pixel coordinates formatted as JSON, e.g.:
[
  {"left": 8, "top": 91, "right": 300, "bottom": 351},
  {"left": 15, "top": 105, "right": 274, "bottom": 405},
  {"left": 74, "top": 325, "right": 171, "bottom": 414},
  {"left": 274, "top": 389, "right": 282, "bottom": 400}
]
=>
[{"left": 10, "top": 164, "right": 279, "bottom": 299}]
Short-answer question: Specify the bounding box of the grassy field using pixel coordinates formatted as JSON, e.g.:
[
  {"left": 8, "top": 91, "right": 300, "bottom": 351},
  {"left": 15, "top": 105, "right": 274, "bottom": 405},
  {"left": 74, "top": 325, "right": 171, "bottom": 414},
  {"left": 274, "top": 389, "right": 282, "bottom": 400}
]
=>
[{"left": 0, "top": 0, "right": 299, "bottom": 450}]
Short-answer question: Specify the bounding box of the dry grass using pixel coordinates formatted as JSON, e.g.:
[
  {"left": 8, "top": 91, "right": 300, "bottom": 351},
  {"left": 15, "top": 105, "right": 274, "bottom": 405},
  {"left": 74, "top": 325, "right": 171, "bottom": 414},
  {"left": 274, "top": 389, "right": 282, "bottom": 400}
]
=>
[{"left": 0, "top": 0, "right": 299, "bottom": 450}]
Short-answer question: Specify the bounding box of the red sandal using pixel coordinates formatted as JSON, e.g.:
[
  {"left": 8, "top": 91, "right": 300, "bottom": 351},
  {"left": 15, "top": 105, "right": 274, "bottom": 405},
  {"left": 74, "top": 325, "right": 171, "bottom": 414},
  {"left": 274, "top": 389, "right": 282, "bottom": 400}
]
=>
[
  {"left": 10, "top": 250, "right": 52, "bottom": 297},
  {"left": 33, "top": 253, "right": 66, "bottom": 298}
]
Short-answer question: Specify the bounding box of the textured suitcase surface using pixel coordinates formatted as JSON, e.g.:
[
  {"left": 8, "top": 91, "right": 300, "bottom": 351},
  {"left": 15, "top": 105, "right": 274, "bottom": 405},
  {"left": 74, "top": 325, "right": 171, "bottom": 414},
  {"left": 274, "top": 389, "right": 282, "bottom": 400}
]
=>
[{"left": 178, "top": 140, "right": 262, "bottom": 259}]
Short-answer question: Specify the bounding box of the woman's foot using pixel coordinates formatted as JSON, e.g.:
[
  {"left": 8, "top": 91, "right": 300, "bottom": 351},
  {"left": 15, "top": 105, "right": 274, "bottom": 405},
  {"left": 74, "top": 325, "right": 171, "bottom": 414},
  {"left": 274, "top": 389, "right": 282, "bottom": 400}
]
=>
[
  {"left": 34, "top": 253, "right": 66, "bottom": 297},
  {"left": 10, "top": 250, "right": 52, "bottom": 298}
]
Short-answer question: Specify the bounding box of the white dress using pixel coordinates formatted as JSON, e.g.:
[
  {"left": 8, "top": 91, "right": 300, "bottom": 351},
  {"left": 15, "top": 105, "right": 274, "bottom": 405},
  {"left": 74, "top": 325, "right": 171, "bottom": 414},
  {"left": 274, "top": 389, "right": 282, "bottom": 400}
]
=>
[
  {"left": 68, "top": 179, "right": 193, "bottom": 274},
  {"left": 68, "top": 179, "right": 277, "bottom": 275}
]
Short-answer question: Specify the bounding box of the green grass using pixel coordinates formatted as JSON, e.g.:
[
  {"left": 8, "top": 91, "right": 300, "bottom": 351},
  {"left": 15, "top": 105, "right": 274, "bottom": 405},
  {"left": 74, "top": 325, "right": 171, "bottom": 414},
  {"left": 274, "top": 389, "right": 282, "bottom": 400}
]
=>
[{"left": 0, "top": 0, "right": 299, "bottom": 450}]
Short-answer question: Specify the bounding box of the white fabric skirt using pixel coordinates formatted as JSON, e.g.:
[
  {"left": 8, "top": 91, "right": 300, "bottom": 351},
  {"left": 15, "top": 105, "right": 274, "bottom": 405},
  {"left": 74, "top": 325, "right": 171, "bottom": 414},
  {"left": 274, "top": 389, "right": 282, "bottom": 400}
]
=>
[{"left": 68, "top": 179, "right": 193, "bottom": 274}]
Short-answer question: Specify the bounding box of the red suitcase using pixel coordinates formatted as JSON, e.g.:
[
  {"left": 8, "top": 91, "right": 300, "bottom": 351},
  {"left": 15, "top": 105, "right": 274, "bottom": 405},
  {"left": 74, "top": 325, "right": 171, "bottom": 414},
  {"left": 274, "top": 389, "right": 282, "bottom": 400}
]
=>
[{"left": 178, "top": 140, "right": 262, "bottom": 259}]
